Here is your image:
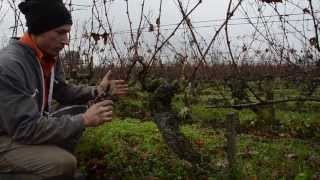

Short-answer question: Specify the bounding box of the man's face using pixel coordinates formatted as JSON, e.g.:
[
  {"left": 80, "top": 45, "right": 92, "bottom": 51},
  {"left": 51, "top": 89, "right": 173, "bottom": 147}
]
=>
[{"left": 35, "top": 24, "right": 71, "bottom": 57}]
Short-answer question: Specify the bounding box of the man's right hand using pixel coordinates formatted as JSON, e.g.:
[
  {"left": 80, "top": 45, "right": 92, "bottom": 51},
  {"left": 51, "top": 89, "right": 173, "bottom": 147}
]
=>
[{"left": 83, "top": 100, "right": 113, "bottom": 127}]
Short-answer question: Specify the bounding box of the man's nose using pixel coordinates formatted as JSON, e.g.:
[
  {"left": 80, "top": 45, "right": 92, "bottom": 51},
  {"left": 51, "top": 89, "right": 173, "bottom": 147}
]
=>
[{"left": 61, "top": 35, "right": 69, "bottom": 45}]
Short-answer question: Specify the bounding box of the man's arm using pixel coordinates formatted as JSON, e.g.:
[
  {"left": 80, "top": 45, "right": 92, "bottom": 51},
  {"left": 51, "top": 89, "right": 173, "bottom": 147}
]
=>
[{"left": 0, "top": 65, "right": 85, "bottom": 145}]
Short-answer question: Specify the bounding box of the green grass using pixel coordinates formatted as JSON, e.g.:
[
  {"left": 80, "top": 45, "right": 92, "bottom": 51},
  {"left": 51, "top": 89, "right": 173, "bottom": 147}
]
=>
[
  {"left": 76, "top": 118, "right": 217, "bottom": 179},
  {"left": 237, "top": 135, "right": 320, "bottom": 179},
  {"left": 76, "top": 118, "right": 320, "bottom": 179}
]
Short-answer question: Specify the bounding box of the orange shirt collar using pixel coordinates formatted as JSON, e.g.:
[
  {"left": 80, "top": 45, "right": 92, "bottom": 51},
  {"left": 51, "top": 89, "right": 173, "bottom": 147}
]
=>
[{"left": 19, "top": 33, "right": 44, "bottom": 60}]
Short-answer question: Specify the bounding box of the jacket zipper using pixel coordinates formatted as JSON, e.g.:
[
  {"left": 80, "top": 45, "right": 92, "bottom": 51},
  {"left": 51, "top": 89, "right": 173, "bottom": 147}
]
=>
[
  {"left": 36, "top": 59, "right": 45, "bottom": 115},
  {"left": 48, "top": 66, "right": 55, "bottom": 113}
]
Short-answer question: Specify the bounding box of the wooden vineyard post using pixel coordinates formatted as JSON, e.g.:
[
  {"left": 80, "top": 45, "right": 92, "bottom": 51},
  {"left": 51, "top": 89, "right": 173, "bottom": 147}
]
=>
[{"left": 226, "top": 112, "right": 239, "bottom": 178}]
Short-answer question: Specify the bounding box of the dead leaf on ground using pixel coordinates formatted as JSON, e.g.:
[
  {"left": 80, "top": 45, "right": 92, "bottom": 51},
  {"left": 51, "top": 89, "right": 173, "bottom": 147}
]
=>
[
  {"left": 194, "top": 139, "right": 205, "bottom": 148},
  {"left": 250, "top": 175, "right": 258, "bottom": 180}
]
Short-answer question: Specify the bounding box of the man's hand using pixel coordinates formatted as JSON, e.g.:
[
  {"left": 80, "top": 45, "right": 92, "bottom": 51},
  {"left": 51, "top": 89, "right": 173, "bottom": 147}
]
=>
[
  {"left": 97, "top": 70, "right": 128, "bottom": 97},
  {"left": 83, "top": 100, "right": 113, "bottom": 127}
]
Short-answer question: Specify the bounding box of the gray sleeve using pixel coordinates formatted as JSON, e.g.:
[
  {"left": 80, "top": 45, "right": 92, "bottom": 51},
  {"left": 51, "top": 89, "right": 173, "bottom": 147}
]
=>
[
  {"left": 53, "top": 58, "right": 95, "bottom": 105},
  {"left": 0, "top": 65, "right": 85, "bottom": 145}
]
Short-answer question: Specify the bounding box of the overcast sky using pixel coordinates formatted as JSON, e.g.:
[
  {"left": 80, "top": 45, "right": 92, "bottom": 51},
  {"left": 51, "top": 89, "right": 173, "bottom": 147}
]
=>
[{"left": 0, "top": 0, "right": 319, "bottom": 53}]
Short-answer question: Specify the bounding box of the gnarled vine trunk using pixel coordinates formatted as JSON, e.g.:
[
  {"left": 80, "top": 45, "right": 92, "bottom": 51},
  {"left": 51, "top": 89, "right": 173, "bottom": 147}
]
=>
[{"left": 147, "top": 80, "right": 209, "bottom": 167}]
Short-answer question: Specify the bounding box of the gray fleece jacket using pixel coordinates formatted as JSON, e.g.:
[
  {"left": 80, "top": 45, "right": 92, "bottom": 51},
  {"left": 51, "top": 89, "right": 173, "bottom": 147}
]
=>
[{"left": 0, "top": 38, "right": 94, "bottom": 152}]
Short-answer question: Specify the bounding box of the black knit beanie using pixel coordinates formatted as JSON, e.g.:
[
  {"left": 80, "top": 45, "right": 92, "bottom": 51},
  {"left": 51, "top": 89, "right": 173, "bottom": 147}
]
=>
[{"left": 18, "top": 0, "right": 72, "bottom": 35}]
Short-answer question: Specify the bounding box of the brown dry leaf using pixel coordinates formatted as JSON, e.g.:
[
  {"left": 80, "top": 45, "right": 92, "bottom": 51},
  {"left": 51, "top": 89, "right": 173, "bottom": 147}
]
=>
[
  {"left": 101, "top": 32, "right": 109, "bottom": 45},
  {"left": 90, "top": 33, "right": 100, "bottom": 43},
  {"left": 149, "top": 24, "right": 154, "bottom": 32},
  {"left": 250, "top": 175, "right": 258, "bottom": 180},
  {"left": 310, "top": 37, "right": 318, "bottom": 47},
  {"left": 194, "top": 139, "right": 205, "bottom": 148},
  {"left": 242, "top": 44, "right": 248, "bottom": 52},
  {"left": 156, "top": 18, "right": 160, "bottom": 26},
  {"left": 303, "top": 8, "right": 311, "bottom": 14}
]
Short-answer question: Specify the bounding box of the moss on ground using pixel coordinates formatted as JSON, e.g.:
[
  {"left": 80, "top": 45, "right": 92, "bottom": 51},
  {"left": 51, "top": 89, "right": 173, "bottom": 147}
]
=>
[{"left": 76, "top": 118, "right": 320, "bottom": 179}]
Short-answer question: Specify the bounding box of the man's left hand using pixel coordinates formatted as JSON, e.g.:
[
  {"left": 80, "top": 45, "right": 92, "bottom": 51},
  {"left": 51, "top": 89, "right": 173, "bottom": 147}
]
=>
[{"left": 97, "top": 70, "right": 128, "bottom": 97}]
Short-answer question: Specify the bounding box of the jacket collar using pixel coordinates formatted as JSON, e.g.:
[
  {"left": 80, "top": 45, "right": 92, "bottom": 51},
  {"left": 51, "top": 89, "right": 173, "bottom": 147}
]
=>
[{"left": 19, "top": 33, "right": 45, "bottom": 60}]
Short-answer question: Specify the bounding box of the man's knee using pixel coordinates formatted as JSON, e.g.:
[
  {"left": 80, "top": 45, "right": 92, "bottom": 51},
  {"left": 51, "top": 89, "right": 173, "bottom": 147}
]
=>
[
  {"left": 46, "top": 151, "right": 77, "bottom": 177},
  {"left": 0, "top": 144, "right": 78, "bottom": 179}
]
